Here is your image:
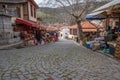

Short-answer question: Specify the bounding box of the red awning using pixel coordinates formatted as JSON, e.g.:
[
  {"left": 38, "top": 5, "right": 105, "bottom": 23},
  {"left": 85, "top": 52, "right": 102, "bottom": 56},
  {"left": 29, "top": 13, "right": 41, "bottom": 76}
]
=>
[
  {"left": 37, "top": 27, "right": 46, "bottom": 30},
  {"left": 16, "top": 18, "right": 38, "bottom": 28}
]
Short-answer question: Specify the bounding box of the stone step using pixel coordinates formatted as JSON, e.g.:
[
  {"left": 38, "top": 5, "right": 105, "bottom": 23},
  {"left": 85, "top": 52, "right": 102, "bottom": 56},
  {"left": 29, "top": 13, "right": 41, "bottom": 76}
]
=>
[{"left": 0, "top": 41, "right": 23, "bottom": 50}]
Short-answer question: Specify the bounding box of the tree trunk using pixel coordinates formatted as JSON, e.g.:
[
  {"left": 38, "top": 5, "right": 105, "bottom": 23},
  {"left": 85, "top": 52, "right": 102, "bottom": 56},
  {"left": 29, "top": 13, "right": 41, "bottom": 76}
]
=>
[
  {"left": 76, "top": 20, "right": 83, "bottom": 43},
  {"left": 96, "top": 28, "right": 100, "bottom": 37}
]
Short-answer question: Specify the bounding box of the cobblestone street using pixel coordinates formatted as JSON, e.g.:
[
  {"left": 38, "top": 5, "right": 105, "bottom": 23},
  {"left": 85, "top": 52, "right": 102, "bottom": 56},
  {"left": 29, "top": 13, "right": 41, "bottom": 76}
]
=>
[{"left": 0, "top": 39, "right": 120, "bottom": 80}]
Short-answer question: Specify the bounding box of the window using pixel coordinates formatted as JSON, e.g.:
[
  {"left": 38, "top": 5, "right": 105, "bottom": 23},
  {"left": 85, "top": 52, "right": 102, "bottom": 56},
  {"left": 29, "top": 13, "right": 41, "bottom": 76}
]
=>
[
  {"left": 34, "top": 8, "right": 36, "bottom": 18},
  {"left": 2, "top": 5, "right": 6, "bottom": 8},
  {"left": 30, "top": 5, "right": 33, "bottom": 17},
  {"left": 70, "top": 29, "right": 72, "bottom": 34},
  {"left": 2, "top": 5, "right": 7, "bottom": 14},
  {"left": 16, "top": 7, "right": 20, "bottom": 17},
  {"left": 73, "top": 29, "right": 77, "bottom": 35},
  {"left": 8, "top": 7, "right": 20, "bottom": 17}
]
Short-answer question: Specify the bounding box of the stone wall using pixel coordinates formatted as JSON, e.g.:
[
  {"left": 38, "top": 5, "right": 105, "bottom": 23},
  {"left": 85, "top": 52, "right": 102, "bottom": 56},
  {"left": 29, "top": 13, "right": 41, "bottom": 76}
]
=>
[{"left": 0, "top": 14, "right": 20, "bottom": 45}]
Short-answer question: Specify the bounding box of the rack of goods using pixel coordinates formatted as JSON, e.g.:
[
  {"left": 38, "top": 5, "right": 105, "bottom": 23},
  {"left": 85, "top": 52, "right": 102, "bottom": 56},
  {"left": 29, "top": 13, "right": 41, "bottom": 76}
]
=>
[
  {"left": 20, "top": 31, "right": 34, "bottom": 41},
  {"left": 115, "top": 36, "right": 120, "bottom": 59}
]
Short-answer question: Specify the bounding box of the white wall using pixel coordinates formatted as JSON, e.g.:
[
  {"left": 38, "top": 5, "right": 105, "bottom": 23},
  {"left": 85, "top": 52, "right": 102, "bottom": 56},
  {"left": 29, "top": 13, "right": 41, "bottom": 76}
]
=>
[{"left": 60, "top": 28, "right": 70, "bottom": 39}]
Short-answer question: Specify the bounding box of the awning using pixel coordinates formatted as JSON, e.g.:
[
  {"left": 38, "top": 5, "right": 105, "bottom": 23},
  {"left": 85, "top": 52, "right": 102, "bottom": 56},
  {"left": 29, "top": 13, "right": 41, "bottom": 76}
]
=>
[
  {"left": 46, "top": 27, "right": 58, "bottom": 32},
  {"left": 38, "top": 26, "right": 46, "bottom": 30},
  {"left": 16, "top": 18, "right": 38, "bottom": 28},
  {"left": 93, "top": 0, "right": 120, "bottom": 12},
  {"left": 86, "top": 11, "right": 106, "bottom": 20}
]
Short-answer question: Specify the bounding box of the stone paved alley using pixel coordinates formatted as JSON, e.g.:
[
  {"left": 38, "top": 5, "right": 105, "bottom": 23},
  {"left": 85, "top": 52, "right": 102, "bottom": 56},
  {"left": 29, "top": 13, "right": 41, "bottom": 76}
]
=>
[{"left": 0, "top": 39, "right": 120, "bottom": 80}]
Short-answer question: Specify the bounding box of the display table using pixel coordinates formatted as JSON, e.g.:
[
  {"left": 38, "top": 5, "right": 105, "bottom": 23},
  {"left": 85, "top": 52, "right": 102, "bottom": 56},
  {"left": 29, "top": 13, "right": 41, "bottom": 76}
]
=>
[
  {"left": 108, "top": 42, "right": 116, "bottom": 47},
  {"left": 92, "top": 42, "right": 100, "bottom": 51},
  {"left": 94, "top": 37, "right": 104, "bottom": 41},
  {"left": 86, "top": 41, "right": 100, "bottom": 50}
]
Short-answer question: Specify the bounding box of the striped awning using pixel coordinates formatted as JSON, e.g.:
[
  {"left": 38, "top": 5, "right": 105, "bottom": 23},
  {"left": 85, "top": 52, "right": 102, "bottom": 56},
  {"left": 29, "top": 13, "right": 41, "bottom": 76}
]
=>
[
  {"left": 93, "top": 0, "right": 120, "bottom": 12},
  {"left": 86, "top": 11, "right": 107, "bottom": 20}
]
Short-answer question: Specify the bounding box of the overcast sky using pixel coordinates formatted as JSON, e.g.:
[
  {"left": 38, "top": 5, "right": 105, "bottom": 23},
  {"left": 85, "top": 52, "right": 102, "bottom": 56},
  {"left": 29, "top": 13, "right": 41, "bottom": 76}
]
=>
[
  {"left": 34, "top": 0, "right": 58, "bottom": 8},
  {"left": 35, "top": 0, "right": 50, "bottom": 6},
  {"left": 35, "top": 0, "right": 42, "bottom": 4}
]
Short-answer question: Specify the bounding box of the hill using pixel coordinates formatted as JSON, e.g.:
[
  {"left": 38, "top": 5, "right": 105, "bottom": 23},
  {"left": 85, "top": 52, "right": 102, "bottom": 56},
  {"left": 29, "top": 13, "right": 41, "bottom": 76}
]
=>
[{"left": 37, "top": 0, "right": 112, "bottom": 25}]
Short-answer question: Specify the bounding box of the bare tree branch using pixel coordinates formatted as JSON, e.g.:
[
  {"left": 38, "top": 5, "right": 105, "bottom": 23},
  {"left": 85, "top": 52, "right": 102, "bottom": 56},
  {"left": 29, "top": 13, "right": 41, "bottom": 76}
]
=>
[
  {"left": 55, "top": 0, "right": 76, "bottom": 17},
  {"left": 78, "top": 0, "right": 90, "bottom": 18}
]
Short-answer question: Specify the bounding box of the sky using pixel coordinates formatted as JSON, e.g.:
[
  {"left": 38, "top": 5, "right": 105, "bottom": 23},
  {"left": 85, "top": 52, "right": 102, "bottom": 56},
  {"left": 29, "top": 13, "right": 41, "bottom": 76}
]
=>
[
  {"left": 35, "top": 0, "right": 42, "bottom": 5},
  {"left": 34, "top": 0, "right": 51, "bottom": 7},
  {"left": 34, "top": 0, "right": 58, "bottom": 8},
  {"left": 34, "top": 0, "right": 107, "bottom": 8}
]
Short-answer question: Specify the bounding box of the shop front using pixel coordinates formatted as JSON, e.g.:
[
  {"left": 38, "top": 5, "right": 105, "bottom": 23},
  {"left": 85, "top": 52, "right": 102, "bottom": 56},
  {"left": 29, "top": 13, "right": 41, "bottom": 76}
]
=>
[
  {"left": 86, "top": 0, "right": 120, "bottom": 59},
  {"left": 46, "top": 27, "right": 59, "bottom": 42},
  {"left": 15, "top": 18, "right": 46, "bottom": 46}
]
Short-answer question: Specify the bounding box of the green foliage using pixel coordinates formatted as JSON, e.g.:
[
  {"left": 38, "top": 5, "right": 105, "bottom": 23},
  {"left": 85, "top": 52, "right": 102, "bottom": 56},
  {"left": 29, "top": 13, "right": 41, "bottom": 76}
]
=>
[
  {"left": 37, "top": 11, "right": 59, "bottom": 25},
  {"left": 37, "top": 0, "right": 111, "bottom": 25}
]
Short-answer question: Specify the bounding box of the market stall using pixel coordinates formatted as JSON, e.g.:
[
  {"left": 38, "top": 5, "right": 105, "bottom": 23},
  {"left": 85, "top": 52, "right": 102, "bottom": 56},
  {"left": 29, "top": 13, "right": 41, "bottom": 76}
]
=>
[
  {"left": 15, "top": 18, "right": 47, "bottom": 46},
  {"left": 115, "top": 34, "right": 120, "bottom": 58},
  {"left": 86, "top": 0, "right": 120, "bottom": 58},
  {"left": 15, "top": 19, "right": 36, "bottom": 40},
  {"left": 46, "top": 27, "right": 59, "bottom": 42}
]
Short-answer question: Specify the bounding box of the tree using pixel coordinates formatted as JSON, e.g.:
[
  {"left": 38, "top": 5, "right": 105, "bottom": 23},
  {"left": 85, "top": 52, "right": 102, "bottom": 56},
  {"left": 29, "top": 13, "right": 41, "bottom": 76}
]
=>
[
  {"left": 41, "top": 0, "right": 95, "bottom": 42},
  {"left": 55, "top": 0, "right": 96, "bottom": 42},
  {"left": 39, "top": 0, "right": 111, "bottom": 42}
]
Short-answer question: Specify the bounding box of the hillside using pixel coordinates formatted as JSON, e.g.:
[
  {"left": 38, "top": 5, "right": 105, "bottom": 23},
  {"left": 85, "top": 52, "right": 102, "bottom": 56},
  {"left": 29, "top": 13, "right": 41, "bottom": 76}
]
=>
[{"left": 37, "top": 0, "right": 112, "bottom": 25}]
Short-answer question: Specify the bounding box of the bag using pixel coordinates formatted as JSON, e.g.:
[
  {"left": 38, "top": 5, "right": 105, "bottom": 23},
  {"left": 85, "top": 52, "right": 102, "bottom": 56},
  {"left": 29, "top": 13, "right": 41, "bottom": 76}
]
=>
[{"left": 41, "top": 40, "right": 45, "bottom": 45}]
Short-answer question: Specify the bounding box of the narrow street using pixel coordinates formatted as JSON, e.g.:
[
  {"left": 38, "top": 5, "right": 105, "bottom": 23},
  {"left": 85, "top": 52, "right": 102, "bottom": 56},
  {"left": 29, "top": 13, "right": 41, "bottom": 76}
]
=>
[{"left": 0, "top": 39, "right": 120, "bottom": 80}]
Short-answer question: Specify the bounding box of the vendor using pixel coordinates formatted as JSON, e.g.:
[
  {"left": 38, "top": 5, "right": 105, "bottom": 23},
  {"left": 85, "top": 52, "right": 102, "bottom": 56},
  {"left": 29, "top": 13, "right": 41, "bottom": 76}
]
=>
[{"left": 117, "top": 27, "right": 120, "bottom": 32}]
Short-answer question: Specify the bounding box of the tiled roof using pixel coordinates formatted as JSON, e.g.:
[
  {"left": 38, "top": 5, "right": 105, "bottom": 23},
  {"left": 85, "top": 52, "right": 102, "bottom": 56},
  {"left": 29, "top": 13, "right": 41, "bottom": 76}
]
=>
[
  {"left": 82, "top": 29, "right": 97, "bottom": 32},
  {"left": 69, "top": 21, "right": 97, "bottom": 29},
  {"left": 46, "top": 27, "right": 58, "bottom": 32},
  {"left": 59, "top": 26, "right": 70, "bottom": 30},
  {"left": 69, "top": 21, "right": 99, "bottom": 32}
]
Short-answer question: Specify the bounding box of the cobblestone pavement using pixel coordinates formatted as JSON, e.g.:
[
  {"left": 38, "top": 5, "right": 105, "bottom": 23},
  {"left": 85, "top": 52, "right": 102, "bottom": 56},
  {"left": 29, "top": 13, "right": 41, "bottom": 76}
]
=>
[{"left": 0, "top": 39, "right": 120, "bottom": 80}]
